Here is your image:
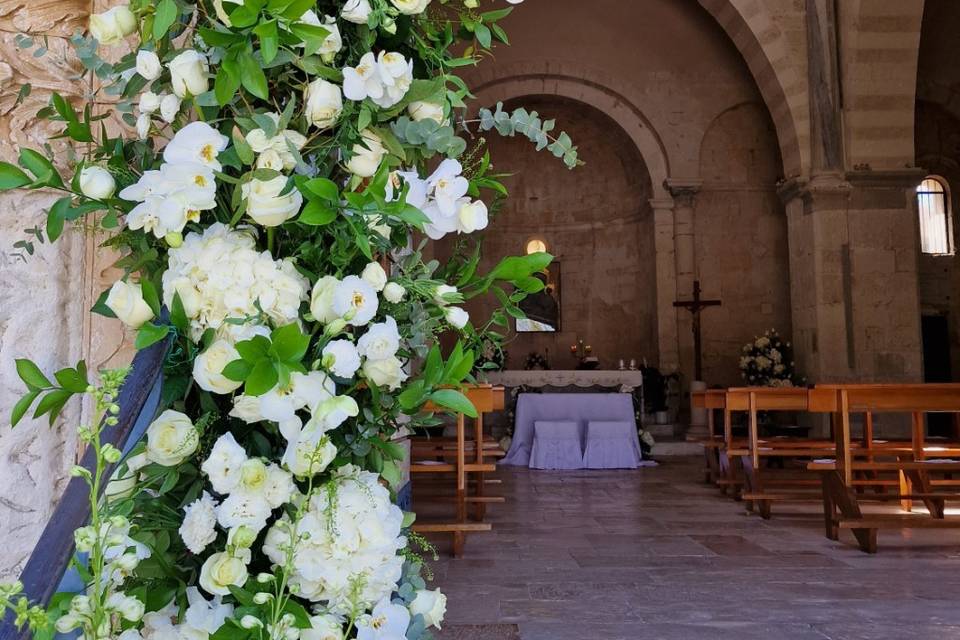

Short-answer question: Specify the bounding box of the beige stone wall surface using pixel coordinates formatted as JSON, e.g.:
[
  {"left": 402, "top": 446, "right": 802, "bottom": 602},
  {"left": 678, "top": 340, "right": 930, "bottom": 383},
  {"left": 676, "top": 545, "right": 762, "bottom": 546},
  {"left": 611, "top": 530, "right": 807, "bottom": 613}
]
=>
[{"left": 0, "top": 0, "right": 130, "bottom": 580}]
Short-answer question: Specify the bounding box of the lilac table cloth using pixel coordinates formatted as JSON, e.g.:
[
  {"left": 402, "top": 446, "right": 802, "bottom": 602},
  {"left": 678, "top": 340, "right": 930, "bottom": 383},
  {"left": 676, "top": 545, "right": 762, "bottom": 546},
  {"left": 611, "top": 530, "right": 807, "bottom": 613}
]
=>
[{"left": 502, "top": 393, "right": 644, "bottom": 468}]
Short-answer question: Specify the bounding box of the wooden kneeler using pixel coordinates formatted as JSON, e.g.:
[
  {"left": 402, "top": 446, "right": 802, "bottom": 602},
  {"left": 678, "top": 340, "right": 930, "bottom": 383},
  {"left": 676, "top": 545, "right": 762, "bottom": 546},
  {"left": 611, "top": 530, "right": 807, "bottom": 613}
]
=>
[{"left": 411, "top": 385, "right": 505, "bottom": 557}]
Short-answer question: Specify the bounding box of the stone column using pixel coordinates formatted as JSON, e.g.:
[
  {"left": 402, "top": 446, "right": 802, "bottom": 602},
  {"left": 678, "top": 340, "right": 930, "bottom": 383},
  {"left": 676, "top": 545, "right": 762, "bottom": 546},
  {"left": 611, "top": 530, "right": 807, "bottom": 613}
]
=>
[
  {"left": 780, "top": 170, "right": 925, "bottom": 384},
  {"left": 650, "top": 197, "right": 679, "bottom": 374},
  {"left": 664, "top": 179, "right": 702, "bottom": 380}
]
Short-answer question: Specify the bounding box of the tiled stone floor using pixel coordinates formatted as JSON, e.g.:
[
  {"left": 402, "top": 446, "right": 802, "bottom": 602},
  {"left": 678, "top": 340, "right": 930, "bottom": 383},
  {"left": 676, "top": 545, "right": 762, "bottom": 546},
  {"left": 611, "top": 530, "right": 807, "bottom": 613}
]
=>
[{"left": 415, "top": 457, "right": 960, "bottom": 640}]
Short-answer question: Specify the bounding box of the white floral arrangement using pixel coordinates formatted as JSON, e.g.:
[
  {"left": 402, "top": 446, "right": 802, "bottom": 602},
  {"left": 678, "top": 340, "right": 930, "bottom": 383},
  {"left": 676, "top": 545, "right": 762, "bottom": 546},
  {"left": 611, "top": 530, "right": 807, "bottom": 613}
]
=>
[
  {"left": 0, "top": 1, "right": 581, "bottom": 639},
  {"left": 739, "top": 329, "right": 799, "bottom": 387}
]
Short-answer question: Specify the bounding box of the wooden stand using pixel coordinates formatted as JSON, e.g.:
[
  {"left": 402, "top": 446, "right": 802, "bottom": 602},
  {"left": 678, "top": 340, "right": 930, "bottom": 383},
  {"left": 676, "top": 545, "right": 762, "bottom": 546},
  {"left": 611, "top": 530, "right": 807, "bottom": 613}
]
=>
[{"left": 410, "top": 385, "right": 505, "bottom": 557}]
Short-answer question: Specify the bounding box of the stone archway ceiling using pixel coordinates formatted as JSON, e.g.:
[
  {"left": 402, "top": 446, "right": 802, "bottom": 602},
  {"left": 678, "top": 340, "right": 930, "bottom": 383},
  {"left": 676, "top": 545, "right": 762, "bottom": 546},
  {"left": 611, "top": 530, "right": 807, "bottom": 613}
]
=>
[
  {"left": 472, "top": 73, "right": 672, "bottom": 200},
  {"left": 697, "top": 0, "right": 808, "bottom": 179}
]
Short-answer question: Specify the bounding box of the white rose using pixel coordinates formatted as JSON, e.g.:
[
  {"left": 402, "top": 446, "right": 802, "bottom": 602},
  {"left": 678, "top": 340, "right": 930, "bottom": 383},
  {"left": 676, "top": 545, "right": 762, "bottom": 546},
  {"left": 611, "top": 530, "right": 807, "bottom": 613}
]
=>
[
  {"left": 136, "top": 113, "right": 151, "bottom": 140},
  {"left": 391, "top": 0, "right": 431, "bottom": 14},
  {"left": 168, "top": 50, "right": 210, "bottom": 98},
  {"left": 357, "top": 317, "right": 400, "bottom": 361},
  {"left": 444, "top": 306, "right": 469, "bottom": 329},
  {"left": 139, "top": 91, "right": 161, "bottom": 113},
  {"left": 79, "top": 165, "right": 116, "bottom": 200},
  {"left": 433, "top": 284, "right": 458, "bottom": 305},
  {"left": 310, "top": 275, "right": 341, "bottom": 324},
  {"left": 89, "top": 6, "right": 137, "bottom": 45},
  {"left": 105, "top": 280, "right": 154, "bottom": 328},
  {"left": 179, "top": 492, "right": 218, "bottom": 554},
  {"left": 332, "top": 275, "right": 379, "bottom": 326},
  {"left": 456, "top": 199, "right": 488, "bottom": 234},
  {"left": 407, "top": 100, "right": 445, "bottom": 123},
  {"left": 302, "top": 615, "right": 344, "bottom": 640},
  {"left": 341, "top": 0, "right": 371, "bottom": 23},
  {"left": 304, "top": 79, "right": 343, "bottom": 130},
  {"left": 145, "top": 410, "right": 199, "bottom": 466},
  {"left": 362, "top": 356, "right": 407, "bottom": 390},
  {"left": 382, "top": 282, "right": 406, "bottom": 303},
  {"left": 159, "top": 93, "right": 182, "bottom": 123},
  {"left": 199, "top": 552, "right": 249, "bottom": 596},
  {"left": 193, "top": 340, "right": 243, "bottom": 394},
  {"left": 136, "top": 50, "right": 162, "bottom": 80},
  {"left": 409, "top": 589, "right": 446, "bottom": 629},
  {"left": 216, "top": 492, "right": 272, "bottom": 532},
  {"left": 322, "top": 340, "right": 361, "bottom": 379},
  {"left": 361, "top": 261, "right": 387, "bottom": 292},
  {"left": 256, "top": 149, "right": 285, "bottom": 171},
  {"left": 346, "top": 130, "right": 386, "bottom": 178},
  {"left": 242, "top": 176, "right": 303, "bottom": 227}
]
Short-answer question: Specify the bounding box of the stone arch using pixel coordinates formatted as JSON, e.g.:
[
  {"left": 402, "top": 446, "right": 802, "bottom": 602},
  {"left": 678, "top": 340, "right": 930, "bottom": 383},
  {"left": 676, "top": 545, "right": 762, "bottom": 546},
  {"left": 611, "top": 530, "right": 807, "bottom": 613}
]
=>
[
  {"left": 471, "top": 72, "right": 671, "bottom": 200},
  {"left": 698, "top": 100, "right": 784, "bottom": 185},
  {"left": 697, "top": 0, "right": 807, "bottom": 178},
  {"left": 840, "top": 0, "right": 926, "bottom": 168}
]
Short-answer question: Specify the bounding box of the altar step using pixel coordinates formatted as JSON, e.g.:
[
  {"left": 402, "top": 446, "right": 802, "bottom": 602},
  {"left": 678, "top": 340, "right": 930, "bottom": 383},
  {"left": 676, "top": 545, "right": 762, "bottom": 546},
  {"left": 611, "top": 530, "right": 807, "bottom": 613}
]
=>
[{"left": 645, "top": 423, "right": 704, "bottom": 457}]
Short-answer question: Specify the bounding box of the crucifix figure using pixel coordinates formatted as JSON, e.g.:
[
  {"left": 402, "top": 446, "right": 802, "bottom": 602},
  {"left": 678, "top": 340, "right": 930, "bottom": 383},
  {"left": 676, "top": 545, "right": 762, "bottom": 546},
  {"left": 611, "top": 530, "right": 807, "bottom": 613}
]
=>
[{"left": 673, "top": 280, "right": 721, "bottom": 381}]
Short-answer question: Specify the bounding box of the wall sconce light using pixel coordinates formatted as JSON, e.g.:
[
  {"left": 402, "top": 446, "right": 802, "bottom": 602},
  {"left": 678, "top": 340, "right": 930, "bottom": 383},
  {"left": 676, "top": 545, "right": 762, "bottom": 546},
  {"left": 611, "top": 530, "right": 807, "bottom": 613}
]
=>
[{"left": 526, "top": 238, "right": 547, "bottom": 255}]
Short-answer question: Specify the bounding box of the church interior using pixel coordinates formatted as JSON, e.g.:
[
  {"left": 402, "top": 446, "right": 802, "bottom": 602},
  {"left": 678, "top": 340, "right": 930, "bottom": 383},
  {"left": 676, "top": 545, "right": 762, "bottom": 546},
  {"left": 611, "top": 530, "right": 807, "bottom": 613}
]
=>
[{"left": 2, "top": 1, "right": 960, "bottom": 639}]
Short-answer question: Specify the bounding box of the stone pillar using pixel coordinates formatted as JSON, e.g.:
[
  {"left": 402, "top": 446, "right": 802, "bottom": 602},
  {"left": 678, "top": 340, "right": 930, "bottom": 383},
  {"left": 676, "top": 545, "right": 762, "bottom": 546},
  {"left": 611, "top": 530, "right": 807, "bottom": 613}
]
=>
[
  {"left": 780, "top": 170, "right": 925, "bottom": 384},
  {"left": 650, "top": 197, "right": 679, "bottom": 373},
  {"left": 664, "top": 179, "right": 702, "bottom": 384}
]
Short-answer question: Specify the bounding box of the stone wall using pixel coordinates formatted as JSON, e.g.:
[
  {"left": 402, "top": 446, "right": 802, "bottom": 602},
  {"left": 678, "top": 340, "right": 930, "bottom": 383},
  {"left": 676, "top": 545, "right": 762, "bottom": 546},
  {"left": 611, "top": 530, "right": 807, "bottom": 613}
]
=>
[{"left": 0, "top": 0, "right": 131, "bottom": 581}]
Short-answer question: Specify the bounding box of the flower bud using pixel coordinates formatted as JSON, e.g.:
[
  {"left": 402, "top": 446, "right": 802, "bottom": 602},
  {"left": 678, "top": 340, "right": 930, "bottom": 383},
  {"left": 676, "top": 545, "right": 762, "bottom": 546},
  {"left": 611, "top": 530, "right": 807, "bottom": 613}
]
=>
[
  {"left": 165, "top": 231, "right": 184, "bottom": 248},
  {"left": 241, "top": 615, "right": 263, "bottom": 629},
  {"left": 79, "top": 166, "right": 116, "bottom": 200},
  {"left": 229, "top": 525, "right": 257, "bottom": 549}
]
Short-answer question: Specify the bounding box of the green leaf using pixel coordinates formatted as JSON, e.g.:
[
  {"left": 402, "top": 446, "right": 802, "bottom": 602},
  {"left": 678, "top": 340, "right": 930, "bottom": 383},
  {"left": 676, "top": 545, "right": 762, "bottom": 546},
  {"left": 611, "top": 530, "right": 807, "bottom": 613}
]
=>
[
  {"left": 54, "top": 367, "right": 88, "bottom": 393},
  {"left": 231, "top": 127, "right": 254, "bottom": 165},
  {"left": 239, "top": 52, "right": 269, "bottom": 100},
  {"left": 0, "top": 161, "right": 32, "bottom": 190},
  {"left": 170, "top": 292, "right": 188, "bottom": 334},
  {"left": 381, "top": 460, "right": 402, "bottom": 489},
  {"left": 245, "top": 359, "right": 279, "bottom": 395},
  {"left": 135, "top": 323, "right": 169, "bottom": 350},
  {"left": 236, "top": 335, "right": 271, "bottom": 361},
  {"left": 45, "top": 196, "right": 70, "bottom": 242},
  {"left": 153, "top": 0, "right": 178, "bottom": 40},
  {"left": 299, "top": 199, "right": 336, "bottom": 225},
  {"left": 222, "top": 359, "right": 253, "bottom": 382},
  {"left": 253, "top": 20, "right": 279, "bottom": 64},
  {"left": 215, "top": 61, "right": 242, "bottom": 107},
  {"left": 33, "top": 389, "right": 73, "bottom": 424},
  {"left": 271, "top": 323, "right": 309, "bottom": 363},
  {"left": 302, "top": 177, "right": 339, "bottom": 201},
  {"left": 398, "top": 380, "right": 426, "bottom": 411},
  {"left": 11, "top": 389, "right": 40, "bottom": 427},
  {"left": 429, "top": 389, "right": 478, "bottom": 418},
  {"left": 140, "top": 278, "right": 161, "bottom": 316},
  {"left": 475, "top": 23, "right": 492, "bottom": 48},
  {"left": 16, "top": 358, "right": 51, "bottom": 389},
  {"left": 91, "top": 287, "right": 117, "bottom": 318},
  {"left": 423, "top": 344, "right": 443, "bottom": 387},
  {"left": 18, "top": 148, "right": 62, "bottom": 188}
]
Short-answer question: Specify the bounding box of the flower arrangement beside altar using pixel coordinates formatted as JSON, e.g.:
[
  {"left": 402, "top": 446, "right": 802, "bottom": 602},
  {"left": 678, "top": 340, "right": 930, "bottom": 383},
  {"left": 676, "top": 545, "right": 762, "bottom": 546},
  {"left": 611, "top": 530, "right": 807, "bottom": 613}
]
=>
[
  {"left": 739, "top": 329, "right": 800, "bottom": 387},
  {"left": 0, "top": 1, "right": 581, "bottom": 638}
]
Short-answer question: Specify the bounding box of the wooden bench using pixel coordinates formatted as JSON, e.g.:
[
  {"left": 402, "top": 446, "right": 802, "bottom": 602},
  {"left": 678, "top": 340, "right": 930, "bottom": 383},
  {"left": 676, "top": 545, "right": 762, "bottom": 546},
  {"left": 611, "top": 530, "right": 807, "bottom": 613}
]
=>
[
  {"left": 806, "top": 384, "right": 960, "bottom": 552},
  {"left": 410, "top": 384, "right": 505, "bottom": 557}
]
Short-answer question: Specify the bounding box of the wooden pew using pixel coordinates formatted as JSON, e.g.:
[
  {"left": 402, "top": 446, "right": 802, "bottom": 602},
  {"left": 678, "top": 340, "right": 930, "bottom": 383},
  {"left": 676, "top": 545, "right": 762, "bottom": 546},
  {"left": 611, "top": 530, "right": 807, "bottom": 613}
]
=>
[
  {"left": 807, "top": 383, "right": 960, "bottom": 552},
  {"left": 692, "top": 389, "right": 746, "bottom": 497},
  {"left": 723, "top": 387, "right": 830, "bottom": 518},
  {"left": 410, "top": 384, "right": 505, "bottom": 556}
]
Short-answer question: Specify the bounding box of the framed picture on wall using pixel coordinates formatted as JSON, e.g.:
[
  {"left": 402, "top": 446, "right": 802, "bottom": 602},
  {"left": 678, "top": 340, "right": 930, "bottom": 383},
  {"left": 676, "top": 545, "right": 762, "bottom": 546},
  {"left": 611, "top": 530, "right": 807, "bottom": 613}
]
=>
[{"left": 516, "top": 263, "right": 561, "bottom": 332}]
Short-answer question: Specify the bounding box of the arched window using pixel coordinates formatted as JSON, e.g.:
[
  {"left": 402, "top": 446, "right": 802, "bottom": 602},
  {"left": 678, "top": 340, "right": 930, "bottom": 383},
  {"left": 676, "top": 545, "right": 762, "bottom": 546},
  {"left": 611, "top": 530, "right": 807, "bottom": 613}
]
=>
[{"left": 916, "top": 177, "right": 954, "bottom": 255}]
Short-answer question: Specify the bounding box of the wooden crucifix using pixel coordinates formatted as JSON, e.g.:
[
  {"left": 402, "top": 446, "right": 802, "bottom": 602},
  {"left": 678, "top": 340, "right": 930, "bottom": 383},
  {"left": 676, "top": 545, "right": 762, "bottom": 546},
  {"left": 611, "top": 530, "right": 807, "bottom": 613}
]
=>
[{"left": 673, "top": 280, "right": 721, "bottom": 381}]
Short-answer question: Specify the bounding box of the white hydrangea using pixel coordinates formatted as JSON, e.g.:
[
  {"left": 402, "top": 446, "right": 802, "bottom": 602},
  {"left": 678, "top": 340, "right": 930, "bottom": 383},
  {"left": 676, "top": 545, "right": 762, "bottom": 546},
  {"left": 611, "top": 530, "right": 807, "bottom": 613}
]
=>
[
  {"left": 180, "top": 491, "right": 219, "bottom": 554},
  {"left": 161, "top": 223, "right": 308, "bottom": 341},
  {"left": 261, "top": 465, "right": 405, "bottom": 614}
]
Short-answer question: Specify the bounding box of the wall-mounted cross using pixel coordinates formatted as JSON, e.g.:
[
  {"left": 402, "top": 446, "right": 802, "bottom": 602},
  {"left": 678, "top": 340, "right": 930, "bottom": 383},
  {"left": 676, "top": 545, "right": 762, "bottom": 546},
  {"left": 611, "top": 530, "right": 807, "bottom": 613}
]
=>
[{"left": 673, "top": 280, "right": 722, "bottom": 381}]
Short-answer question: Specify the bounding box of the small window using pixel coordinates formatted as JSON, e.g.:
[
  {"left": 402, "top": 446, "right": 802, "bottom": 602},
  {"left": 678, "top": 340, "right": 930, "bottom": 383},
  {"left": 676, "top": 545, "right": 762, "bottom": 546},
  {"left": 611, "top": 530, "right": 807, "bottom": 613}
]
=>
[{"left": 916, "top": 177, "right": 953, "bottom": 255}]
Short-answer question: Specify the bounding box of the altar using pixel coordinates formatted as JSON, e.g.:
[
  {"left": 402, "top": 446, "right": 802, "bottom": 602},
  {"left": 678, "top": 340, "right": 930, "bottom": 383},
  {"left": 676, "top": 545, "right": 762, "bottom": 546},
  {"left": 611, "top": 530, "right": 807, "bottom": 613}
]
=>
[
  {"left": 485, "top": 370, "right": 649, "bottom": 469},
  {"left": 483, "top": 369, "right": 644, "bottom": 392}
]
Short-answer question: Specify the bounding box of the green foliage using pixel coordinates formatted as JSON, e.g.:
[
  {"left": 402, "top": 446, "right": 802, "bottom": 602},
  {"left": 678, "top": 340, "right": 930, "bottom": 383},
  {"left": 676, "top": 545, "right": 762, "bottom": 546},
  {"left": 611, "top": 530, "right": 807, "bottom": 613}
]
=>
[
  {"left": 11, "top": 359, "right": 88, "bottom": 427},
  {"left": 223, "top": 324, "right": 310, "bottom": 395},
  {"left": 478, "top": 102, "right": 582, "bottom": 169}
]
